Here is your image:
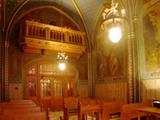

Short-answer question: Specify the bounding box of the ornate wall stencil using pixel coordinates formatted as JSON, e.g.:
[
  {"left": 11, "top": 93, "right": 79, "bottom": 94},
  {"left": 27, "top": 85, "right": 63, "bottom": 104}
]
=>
[
  {"left": 6, "top": 0, "right": 24, "bottom": 18},
  {"left": 143, "top": 13, "right": 160, "bottom": 78}
]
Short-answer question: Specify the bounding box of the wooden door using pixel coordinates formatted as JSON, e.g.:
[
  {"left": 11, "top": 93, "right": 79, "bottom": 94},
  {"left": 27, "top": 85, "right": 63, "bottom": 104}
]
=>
[{"left": 25, "top": 63, "right": 77, "bottom": 99}]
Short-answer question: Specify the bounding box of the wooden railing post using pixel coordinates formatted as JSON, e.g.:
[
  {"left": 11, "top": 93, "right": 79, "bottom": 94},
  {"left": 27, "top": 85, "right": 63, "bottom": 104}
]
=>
[
  {"left": 45, "top": 28, "right": 50, "bottom": 40},
  {"left": 25, "top": 23, "right": 29, "bottom": 36},
  {"left": 23, "top": 20, "right": 86, "bottom": 52}
]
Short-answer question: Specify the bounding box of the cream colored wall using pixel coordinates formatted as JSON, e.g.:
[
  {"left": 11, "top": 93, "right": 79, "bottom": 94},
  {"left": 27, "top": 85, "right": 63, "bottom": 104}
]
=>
[
  {"left": 95, "top": 81, "right": 127, "bottom": 103},
  {"left": 141, "top": 79, "right": 160, "bottom": 101}
]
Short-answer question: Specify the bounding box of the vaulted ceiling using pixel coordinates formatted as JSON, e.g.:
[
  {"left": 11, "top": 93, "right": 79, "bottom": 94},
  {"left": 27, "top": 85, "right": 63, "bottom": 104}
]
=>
[
  {"left": 3, "top": 0, "right": 160, "bottom": 45},
  {"left": 6, "top": 0, "right": 106, "bottom": 37}
]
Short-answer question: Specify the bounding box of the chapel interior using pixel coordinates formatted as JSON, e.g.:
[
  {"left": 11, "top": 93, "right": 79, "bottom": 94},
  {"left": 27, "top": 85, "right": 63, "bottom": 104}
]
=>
[{"left": 0, "top": 0, "right": 160, "bottom": 120}]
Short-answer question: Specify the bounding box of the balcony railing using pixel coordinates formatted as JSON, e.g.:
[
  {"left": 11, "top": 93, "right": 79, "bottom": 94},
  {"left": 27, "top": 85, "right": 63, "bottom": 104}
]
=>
[
  {"left": 19, "top": 20, "right": 86, "bottom": 57},
  {"left": 22, "top": 20, "right": 86, "bottom": 46}
]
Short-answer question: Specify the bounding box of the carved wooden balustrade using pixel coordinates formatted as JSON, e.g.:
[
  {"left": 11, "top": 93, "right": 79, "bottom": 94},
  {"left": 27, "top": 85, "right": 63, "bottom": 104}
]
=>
[{"left": 19, "top": 20, "right": 86, "bottom": 57}]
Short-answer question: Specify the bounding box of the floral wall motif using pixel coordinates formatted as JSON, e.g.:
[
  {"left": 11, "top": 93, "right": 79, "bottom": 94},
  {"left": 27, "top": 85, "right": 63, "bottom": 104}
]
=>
[
  {"left": 143, "top": 12, "right": 160, "bottom": 78},
  {"left": 6, "top": 0, "right": 24, "bottom": 19}
]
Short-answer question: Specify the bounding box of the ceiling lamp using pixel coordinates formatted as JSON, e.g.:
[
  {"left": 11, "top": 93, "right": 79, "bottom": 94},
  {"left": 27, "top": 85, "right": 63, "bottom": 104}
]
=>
[
  {"left": 57, "top": 51, "right": 68, "bottom": 71},
  {"left": 101, "top": 0, "right": 127, "bottom": 43}
]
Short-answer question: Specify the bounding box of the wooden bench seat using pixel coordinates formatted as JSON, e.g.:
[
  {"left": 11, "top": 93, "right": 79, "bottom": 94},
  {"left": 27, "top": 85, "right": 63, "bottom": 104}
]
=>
[
  {"left": 10, "top": 99, "right": 35, "bottom": 104},
  {"left": 0, "top": 102, "right": 37, "bottom": 115},
  {"left": 3, "top": 106, "right": 41, "bottom": 114},
  {"left": 3, "top": 112, "right": 47, "bottom": 120}
]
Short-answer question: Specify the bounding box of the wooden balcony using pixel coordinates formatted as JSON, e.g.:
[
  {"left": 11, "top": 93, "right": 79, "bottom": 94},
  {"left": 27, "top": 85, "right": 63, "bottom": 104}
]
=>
[{"left": 19, "top": 20, "right": 86, "bottom": 58}]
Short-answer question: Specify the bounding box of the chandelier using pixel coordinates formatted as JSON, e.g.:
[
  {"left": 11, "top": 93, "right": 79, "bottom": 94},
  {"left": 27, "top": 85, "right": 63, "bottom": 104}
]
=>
[
  {"left": 101, "top": 0, "right": 127, "bottom": 43},
  {"left": 57, "top": 51, "right": 68, "bottom": 71}
]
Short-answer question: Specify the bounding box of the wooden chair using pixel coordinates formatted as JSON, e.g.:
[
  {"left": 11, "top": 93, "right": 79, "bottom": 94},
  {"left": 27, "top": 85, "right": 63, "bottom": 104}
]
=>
[
  {"left": 101, "top": 101, "right": 122, "bottom": 120},
  {"left": 79, "top": 98, "right": 101, "bottom": 120},
  {"left": 4, "top": 112, "right": 47, "bottom": 120},
  {"left": 63, "top": 97, "right": 79, "bottom": 120},
  {"left": 49, "top": 96, "right": 64, "bottom": 120},
  {"left": 10, "top": 99, "right": 35, "bottom": 104},
  {"left": 3, "top": 106, "right": 41, "bottom": 114}
]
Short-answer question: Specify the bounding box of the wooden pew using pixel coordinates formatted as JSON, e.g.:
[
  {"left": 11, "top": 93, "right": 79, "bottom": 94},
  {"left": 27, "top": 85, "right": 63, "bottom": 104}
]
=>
[
  {"left": 79, "top": 98, "right": 101, "bottom": 120},
  {"left": 3, "top": 106, "right": 41, "bottom": 114},
  {"left": 101, "top": 101, "right": 123, "bottom": 120},
  {"left": 4, "top": 112, "right": 47, "bottom": 120},
  {"left": 0, "top": 102, "right": 38, "bottom": 115},
  {"left": 0, "top": 99, "right": 46, "bottom": 120},
  {"left": 63, "top": 97, "right": 79, "bottom": 120},
  {"left": 0, "top": 115, "right": 4, "bottom": 120},
  {"left": 10, "top": 99, "right": 35, "bottom": 104},
  {"left": 120, "top": 102, "right": 150, "bottom": 120}
]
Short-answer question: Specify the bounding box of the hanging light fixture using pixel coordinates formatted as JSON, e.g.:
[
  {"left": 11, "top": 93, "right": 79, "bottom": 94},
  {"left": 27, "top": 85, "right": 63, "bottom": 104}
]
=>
[
  {"left": 57, "top": 51, "right": 68, "bottom": 71},
  {"left": 101, "top": 0, "right": 127, "bottom": 43}
]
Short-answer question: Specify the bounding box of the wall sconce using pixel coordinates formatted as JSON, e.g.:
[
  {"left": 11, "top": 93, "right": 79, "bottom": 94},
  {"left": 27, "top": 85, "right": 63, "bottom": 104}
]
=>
[{"left": 101, "top": 0, "right": 127, "bottom": 43}]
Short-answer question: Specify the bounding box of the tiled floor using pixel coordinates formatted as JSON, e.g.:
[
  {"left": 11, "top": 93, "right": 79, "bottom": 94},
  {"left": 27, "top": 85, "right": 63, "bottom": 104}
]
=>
[
  {"left": 48, "top": 111, "right": 120, "bottom": 120},
  {"left": 49, "top": 111, "right": 78, "bottom": 120}
]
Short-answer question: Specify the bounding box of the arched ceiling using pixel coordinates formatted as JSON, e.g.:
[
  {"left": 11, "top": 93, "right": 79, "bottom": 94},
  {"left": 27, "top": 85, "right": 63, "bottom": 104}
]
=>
[
  {"left": 6, "top": 0, "right": 106, "bottom": 41},
  {"left": 5, "top": 0, "right": 160, "bottom": 44}
]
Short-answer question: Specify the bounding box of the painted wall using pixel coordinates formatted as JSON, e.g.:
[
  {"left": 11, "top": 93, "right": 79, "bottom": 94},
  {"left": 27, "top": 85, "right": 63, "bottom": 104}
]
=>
[
  {"left": 94, "top": 12, "right": 128, "bottom": 102},
  {"left": 141, "top": 4, "right": 160, "bottom": 101}
]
